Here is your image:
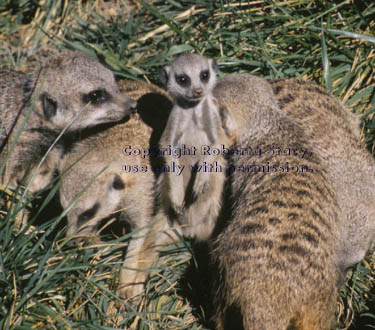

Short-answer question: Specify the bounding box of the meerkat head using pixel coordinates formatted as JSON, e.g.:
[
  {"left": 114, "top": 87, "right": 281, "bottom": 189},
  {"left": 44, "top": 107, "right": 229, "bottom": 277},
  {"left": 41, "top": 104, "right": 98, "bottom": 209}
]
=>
[
  {"left": 62, "top": 169, "right": 127, "bottom": 245},
  {"left": 159, "top": 53, "right": 218, "bottom": 107},
  {"left": 35, "top": 51, "right": 136, "bottom": 131}
]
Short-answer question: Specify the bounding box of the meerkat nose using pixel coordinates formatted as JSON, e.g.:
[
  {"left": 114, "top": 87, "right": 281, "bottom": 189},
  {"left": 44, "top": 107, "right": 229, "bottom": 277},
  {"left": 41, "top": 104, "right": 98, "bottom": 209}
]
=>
[
  {"left": 127, "top": 98, "right": 138, "bottom": 114},
  {"left": 193, "top": 88, "right": 203, "bottom": 98}
]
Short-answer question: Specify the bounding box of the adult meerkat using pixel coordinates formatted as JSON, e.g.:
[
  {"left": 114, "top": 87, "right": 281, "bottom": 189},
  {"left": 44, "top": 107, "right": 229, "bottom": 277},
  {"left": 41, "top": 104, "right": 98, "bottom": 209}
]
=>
[
  {"left": 158, "top": 53, "right": 236, "bottom": 240},
  {"left": 210, "top": 74, "right": 341, "bottom": 330},
  {"left": 59, "top": 80, "right": 173, "bottom": 302},
  {"left": 271, "top": 78, "right": 375, "bottom": 282},
  {"left": 0, "top": 51, "right": 135, "bottom": 193},
  {"left": 59, "top": 114, "right": 155, "bottom": 302}
]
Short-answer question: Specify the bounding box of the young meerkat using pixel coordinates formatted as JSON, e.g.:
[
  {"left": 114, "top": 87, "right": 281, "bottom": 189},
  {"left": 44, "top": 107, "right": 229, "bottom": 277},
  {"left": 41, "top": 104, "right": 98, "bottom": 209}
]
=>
[
  {"left": 271, "top": 78, "right": 375, "bottom": 283},
  {"left": 0, "top": 51, "right": 136, "bottom": 193},
  {"left": 158, "top": 53, "right": 236, "bottom": 240},
  {"left": 210, "top": 74, "right": 341, "bottom": 330},
  {"left": 59, "top": 80, "right": 173, "bottom": 302}
]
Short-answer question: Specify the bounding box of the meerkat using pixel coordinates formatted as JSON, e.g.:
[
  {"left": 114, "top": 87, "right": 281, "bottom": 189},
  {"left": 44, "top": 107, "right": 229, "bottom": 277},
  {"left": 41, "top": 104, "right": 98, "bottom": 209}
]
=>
[
  {"left": 271, "top": 78, "right": 375, "bottom": 283},
  {"left": 59, "top": 79, "right": 173, "bottom": 302},
  {"left": 158, "top": 53, "right": 236, "bottom": 240},
  {"left": 205, "top": 74, "right": 342, "bottom": 330},
  {"left": 0, "top": 51, "right": 136, "bottom": 193}
]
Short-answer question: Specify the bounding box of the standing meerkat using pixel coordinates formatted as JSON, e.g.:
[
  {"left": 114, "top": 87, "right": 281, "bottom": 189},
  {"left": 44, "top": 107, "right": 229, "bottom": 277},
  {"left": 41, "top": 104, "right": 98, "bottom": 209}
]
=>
[
  {"left": 158, "top": 53, "right": 236, "bottom": 240},
  {"left": 271, "top": 78, "right": 375, "bottom": 282},
  {"left": 59, "top": 80, "right": 173, "bottom": 302},
  {"left": 209, "top": 74, "right": 341, "bottom": 330},
  {"left": 0, "top": 51, "right": 136, "bottom": 193}
]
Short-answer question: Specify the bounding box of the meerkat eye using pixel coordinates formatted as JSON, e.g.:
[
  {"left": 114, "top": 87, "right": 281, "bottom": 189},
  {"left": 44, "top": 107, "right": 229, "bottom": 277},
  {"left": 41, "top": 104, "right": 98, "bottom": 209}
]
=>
[
  {"left": 41, "top": 93, "right": 57, "bottom": 121},
  {"left": 83, "top": 89, "right": 111, "bottom": 105},
  {"left": 175, "top": 74, "right": 190, "bottom": 87},
  {"left": 77, "top": 202, "right": 100, "bottom": 227},
  {"left": 200, "top": 70, "right": 210, "bottom": 83}
]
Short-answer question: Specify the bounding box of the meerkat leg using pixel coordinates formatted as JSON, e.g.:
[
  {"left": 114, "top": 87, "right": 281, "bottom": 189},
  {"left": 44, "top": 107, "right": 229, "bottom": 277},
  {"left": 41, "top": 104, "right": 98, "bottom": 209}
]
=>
[
  {"left": 117, "top": 230, "right": 159, "bottom": 303},
  {"left": 215, "top": 310, "right": 225, "bottom": 330},
  {"left": 191, "top": 153, "right": 224, "bottom": 201},
  {"left": 184, "top": 163, "right": 226, "bottom": 240},
  {"left": 117, "top": 212, "right": 181, "bottom": 302},
  {"left": 165, "top": 165, "right": 186, "bottom": 216},
  {"left": 294, "top": 291, "right": 337, "bottom": 330},
  {"left": 191, "top": 167, "right": 210, "bottom": 201}
]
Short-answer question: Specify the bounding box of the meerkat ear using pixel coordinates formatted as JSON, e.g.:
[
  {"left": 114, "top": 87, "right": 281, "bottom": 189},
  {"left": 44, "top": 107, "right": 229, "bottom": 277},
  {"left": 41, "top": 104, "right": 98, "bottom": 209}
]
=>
[
  {"left": 210, "top": 59, "right": 218, "bottom": 74},
  {"left": 219, "top": 105, "right": 237, "bottom": 139},
  {"left": 41, "top": 93, "right": 58, "bottom": 121},
  {"left": 159, "top": 66, "right": 170, "bottom": 86}
]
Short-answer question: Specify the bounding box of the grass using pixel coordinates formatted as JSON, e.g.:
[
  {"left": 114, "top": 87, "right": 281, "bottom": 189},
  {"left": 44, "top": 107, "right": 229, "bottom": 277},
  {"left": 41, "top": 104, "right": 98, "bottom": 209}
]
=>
[{"left": 1, "top": 0, "right": 375, "bottom": 329}]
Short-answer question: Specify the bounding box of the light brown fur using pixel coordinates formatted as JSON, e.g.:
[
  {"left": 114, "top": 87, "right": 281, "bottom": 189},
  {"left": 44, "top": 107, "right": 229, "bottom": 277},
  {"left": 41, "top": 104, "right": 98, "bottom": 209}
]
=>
[
  {"left": 0, "top": 51, "right": 135, "bottom": 193},
  {"left": 116, "top": 75, "right": 342, "bottom": 330},
  {"left": 211, "top": 74, "right": 341, "bottom": 330},
  {"left": 114, "top": 75, "right": 346, "bottom": 326},
  {"left": 59, "top": 113, "right": 154, "bottom": 302},
  {"left": 271, "top": 78, "right": 375, "bottom": 282},
  {"left": 59, "top": 80, "right": 173, "bottom": 302},
  {"left": 157, "top": 54, "right": 236, "bottom": 240},
  {"left": 67, "top": 74, "right": 375, "bottom": 327}
]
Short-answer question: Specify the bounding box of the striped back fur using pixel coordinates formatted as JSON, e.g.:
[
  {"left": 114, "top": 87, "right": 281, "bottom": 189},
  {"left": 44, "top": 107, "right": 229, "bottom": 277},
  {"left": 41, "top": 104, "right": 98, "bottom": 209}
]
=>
[{"left": 211, "top": 74, "right": 341, "bottom": 330}]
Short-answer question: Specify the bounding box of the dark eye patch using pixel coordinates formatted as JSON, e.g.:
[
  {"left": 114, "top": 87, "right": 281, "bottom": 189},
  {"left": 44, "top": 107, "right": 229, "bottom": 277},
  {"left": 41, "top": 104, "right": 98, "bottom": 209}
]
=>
[
  {"left": 175, "top": 74, "right": 190, "bottom": 87},
  {"left": 82, "top": 89, "right": 111, "bottom": 105},
  {"left": 41, "top": 93, "right": 57, "bottom": 121},
  {"left": 39, "top": 169, "right": 50, "bottom": 176},
  {"left": 112, "top": 174, "right": 125, "bottom": 190},
  {"left": 200, "top": 70, "right": 210, "bottom": 83},
  {"left": 77, "top": 202, "right": 100, "bottom": 228}
]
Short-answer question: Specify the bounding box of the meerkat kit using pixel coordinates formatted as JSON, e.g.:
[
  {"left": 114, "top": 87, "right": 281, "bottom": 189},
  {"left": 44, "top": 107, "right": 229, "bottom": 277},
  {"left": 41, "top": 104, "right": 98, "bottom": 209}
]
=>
[{"left": 158, "top": 53, "right": 236, "bottom": 240}]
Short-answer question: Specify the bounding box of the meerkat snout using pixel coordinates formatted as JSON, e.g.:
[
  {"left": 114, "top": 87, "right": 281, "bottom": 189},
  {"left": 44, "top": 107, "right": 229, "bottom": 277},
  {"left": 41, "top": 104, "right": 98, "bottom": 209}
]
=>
[
  {"left": 128, "top": 98, "right": 138, "bottom": 114},
  {"left": 192, "top": 87, "right": 203, "bottom": 98}
]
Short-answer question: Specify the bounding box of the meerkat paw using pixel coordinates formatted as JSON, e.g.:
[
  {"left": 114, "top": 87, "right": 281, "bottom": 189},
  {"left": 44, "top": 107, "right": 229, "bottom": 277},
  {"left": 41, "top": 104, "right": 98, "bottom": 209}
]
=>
[
  {"left": 168, "top": 203, "right": 185, "bottom": 224},
  {"left": 168, "top": 193, "right": 185, "bottom": 218},
  {"left": 192, "top": 172, "right": 209, "bottom": 201},
  {"left": 169, "top": 189, "right": 185, "bottom": 207},
  {"left": 117, "top": 272, "right": 145, "bottom": 308}
]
